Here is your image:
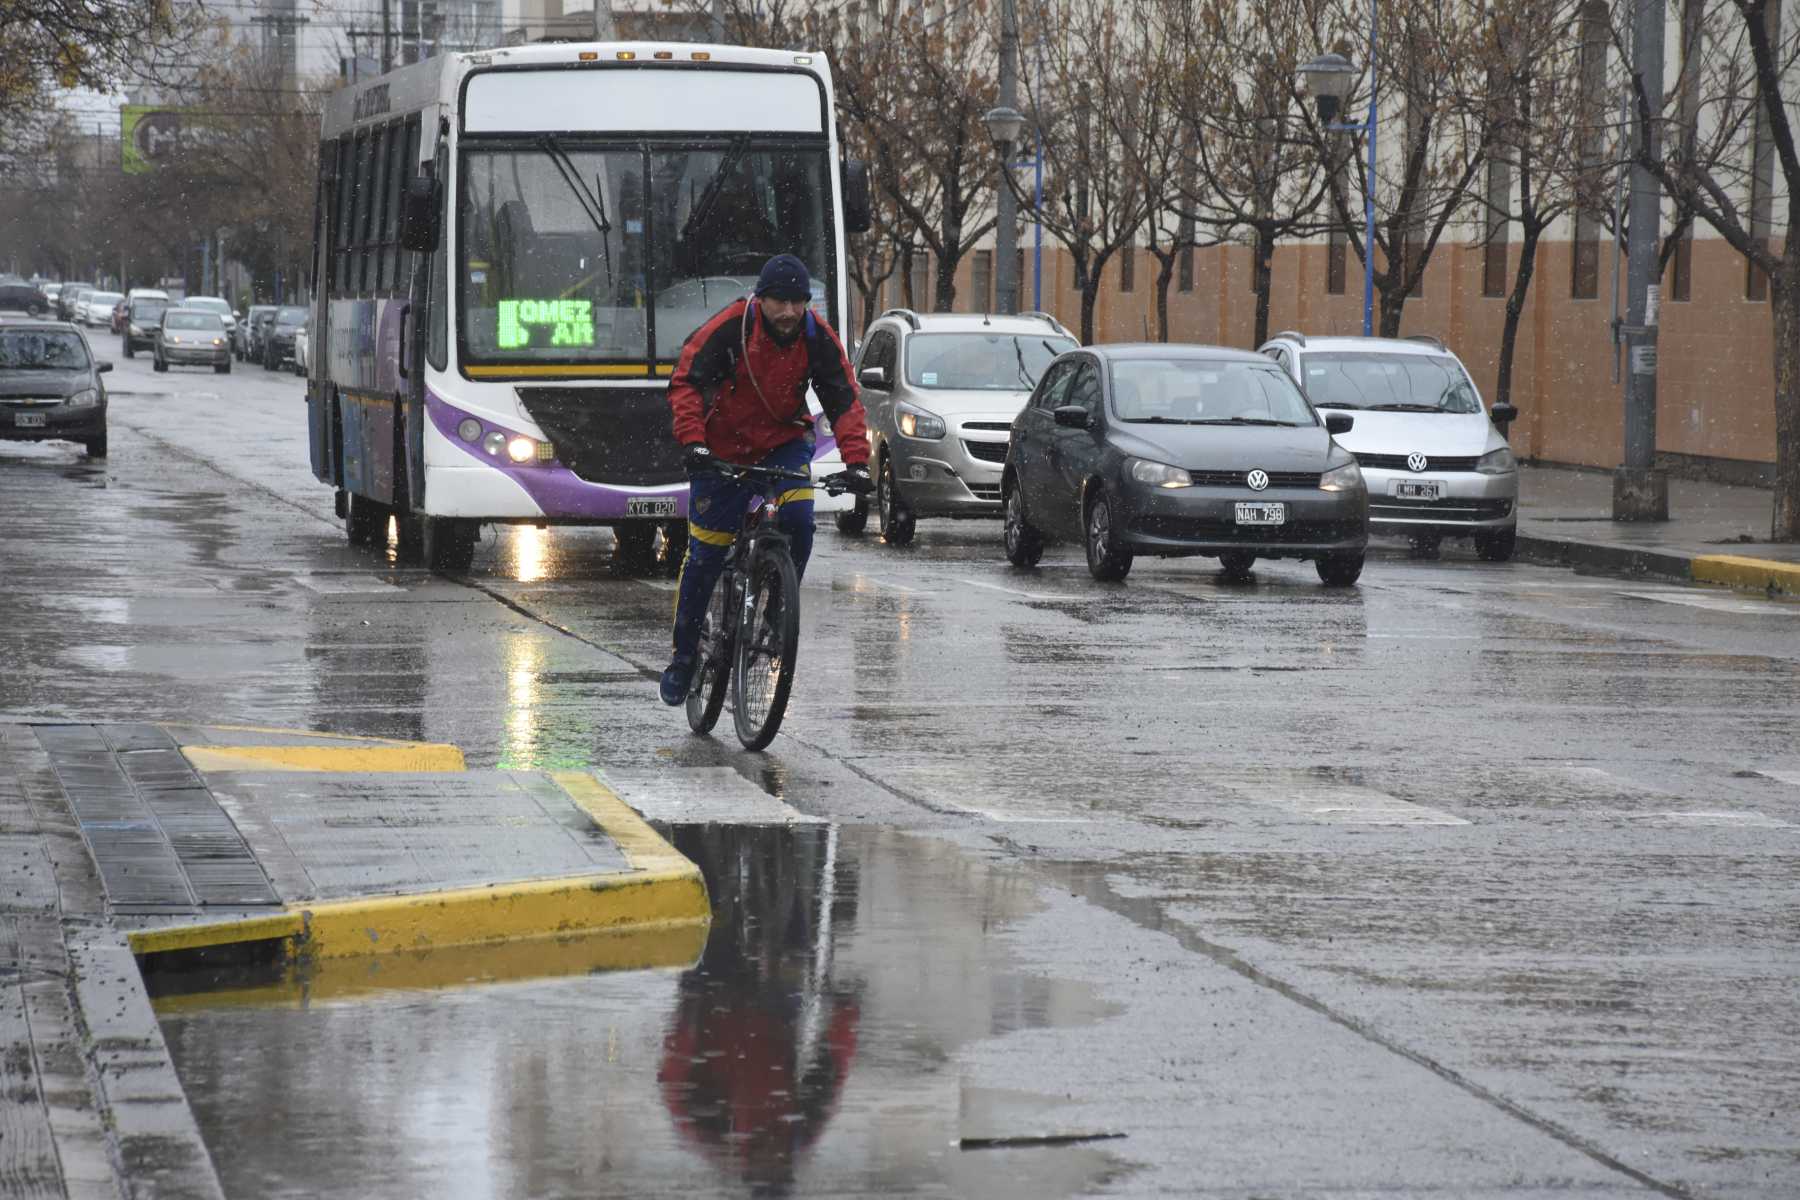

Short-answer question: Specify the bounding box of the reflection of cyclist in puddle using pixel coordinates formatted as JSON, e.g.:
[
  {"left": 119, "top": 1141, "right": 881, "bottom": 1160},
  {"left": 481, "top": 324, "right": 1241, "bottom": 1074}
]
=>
[{"left": 658, "top": 825, "right": 861, "bottom": 1196}]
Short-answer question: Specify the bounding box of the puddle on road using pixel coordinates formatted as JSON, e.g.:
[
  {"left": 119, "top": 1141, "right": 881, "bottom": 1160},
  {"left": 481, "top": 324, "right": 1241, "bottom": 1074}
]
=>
[{"left": 155, "top": 825, "right": 1128, "bottom": 1199}]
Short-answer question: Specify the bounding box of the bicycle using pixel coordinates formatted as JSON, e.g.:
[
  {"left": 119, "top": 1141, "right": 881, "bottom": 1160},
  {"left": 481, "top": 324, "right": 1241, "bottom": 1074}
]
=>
[{"left": 684, "top": 460, "right": 854, "bottom": 751}]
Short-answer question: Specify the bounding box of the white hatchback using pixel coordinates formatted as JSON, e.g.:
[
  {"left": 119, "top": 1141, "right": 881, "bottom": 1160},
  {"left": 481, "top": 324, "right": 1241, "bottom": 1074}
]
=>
[{"left": 1258, "top": 333, "right": 1520, "bottom": 561}]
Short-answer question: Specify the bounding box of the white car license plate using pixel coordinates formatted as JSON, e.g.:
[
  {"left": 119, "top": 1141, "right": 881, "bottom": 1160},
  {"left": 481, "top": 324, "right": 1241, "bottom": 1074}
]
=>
[
  {"left": 626, "top": 497, "right": 676, "bottom": 518},
  {"left": 15, "top": 412, "right": 46, "bottom": 428},
  {"left": 1235, "top": 502, "right": 1286, "bottom": 525},
  {"left": 1394, "top": 479, "right": 1443, "bottom": 500}
]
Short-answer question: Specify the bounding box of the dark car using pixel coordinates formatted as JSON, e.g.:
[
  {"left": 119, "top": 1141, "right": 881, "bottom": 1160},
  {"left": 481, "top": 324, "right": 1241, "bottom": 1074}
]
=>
[
  {"left": 153, "top": 309, "right": 231, "bottom": 374},
  {"left": 245, "top": 306, "right": 279, "bottom": 362},
  {"left": 0, "top": 321, "right": 110, "bottom": 458},
  {"left": 1002, "top": 344, "right": 1370, "bottom": 584},
  {"left": 237, "top": 304, "right": 275, "bottom": 360},
  {"left": 262, "top": 305, "right": 307, "bottom": 370},
  {"left": 121, "top": 297, "right": 171, "bottom": 357},
  {"left": 0, "top": 282, "right": 51, "bottom": 316}
]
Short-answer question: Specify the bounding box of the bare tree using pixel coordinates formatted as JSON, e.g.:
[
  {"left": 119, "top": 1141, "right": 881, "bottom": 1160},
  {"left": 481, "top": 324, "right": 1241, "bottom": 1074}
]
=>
[
  {"left": 1159, "top": 0, "right": 1335, "bottom": 347},
  {"left": 1305, "top": 0, "right": 1493, "bottom": 337},
  {"left": 1015, "top": 0, "right": 1161, "bottom": 343},
  {"left": 1620, "top": 0, "right": 1800, "bottom": 537}
]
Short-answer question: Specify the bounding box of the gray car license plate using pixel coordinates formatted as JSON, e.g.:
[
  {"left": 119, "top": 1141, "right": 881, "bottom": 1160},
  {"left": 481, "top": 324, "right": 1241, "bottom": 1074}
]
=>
[
  {"left": 15, "top": 412, "right": 46, "bottom": 428},
  {"left": 1235, "top": 502, "right": 1286, "bottom": 525},
  {"left": 1395, "top": 479, "right": 1443, "bottom": 500},
  {"left": 626, "top": 497, "right": 676, "bottom": 518}
]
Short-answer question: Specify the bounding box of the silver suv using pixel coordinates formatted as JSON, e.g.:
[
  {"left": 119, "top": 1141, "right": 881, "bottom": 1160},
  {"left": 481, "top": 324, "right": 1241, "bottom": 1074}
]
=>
[
  {"left": 1257, "top": 332, "right": 1521, "bottom": 561},
  {"left": 848, "top": 309, "right": 1078, "bottom": 543}
]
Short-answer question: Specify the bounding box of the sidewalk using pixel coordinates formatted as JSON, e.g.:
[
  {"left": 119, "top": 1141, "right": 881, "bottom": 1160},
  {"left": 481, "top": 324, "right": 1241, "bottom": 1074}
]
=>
[
  {"left": 0, "top": 722, "right": 709, "bottom": 1200},
  {"left": 1514, "top": 463, "right": 1800, "bottom": 593}
]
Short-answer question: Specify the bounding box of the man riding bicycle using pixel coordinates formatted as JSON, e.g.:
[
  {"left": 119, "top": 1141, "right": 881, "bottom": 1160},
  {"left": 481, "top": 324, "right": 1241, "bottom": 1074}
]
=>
[{"left": 660, "top": 254, "right": 874, "bottom": 706}]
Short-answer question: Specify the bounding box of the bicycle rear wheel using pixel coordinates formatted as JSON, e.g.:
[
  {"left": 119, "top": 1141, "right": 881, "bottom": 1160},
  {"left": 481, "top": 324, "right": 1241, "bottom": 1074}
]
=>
[
  {"left": 731, "top": 546, "right": 801, "bottom": 751},
  {"left": 685, "top": 589, "right": 732, "bottom": 735}
]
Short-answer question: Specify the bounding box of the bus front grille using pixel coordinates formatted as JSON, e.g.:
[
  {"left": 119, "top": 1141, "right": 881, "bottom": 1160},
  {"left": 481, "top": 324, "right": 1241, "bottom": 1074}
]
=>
[{"left": 516, "top": 387, "right": 686, "bottom": 488}]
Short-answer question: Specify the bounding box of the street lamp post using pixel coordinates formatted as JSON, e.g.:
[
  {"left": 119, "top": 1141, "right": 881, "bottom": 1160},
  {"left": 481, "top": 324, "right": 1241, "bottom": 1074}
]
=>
[
  {"left": 1300, "top": 38, "right": 1378, "bottom": 338},
  {"left": 983, "top": 104, "right": 1026, "bottom": 315}
]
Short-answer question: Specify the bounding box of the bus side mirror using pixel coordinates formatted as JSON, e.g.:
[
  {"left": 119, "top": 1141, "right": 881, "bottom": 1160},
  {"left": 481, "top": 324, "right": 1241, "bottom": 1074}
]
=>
[
  {"left": 400, "top": 175, "right": 440, "bottom": 253},
  {"left": 842, "top": 159, "right": 871, "bottom": 235}
]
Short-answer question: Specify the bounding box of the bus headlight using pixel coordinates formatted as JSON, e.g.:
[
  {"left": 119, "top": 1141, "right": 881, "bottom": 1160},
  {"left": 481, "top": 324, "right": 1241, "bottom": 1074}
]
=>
[
  {"left": 506, "top": 436, "right": 536, "bottom": 463},
  {"left": 482, "top": 431, "right": 507, "bottom": 457},
  {"left": 457, "top": 418, "right": 482, "bottom": 443}
]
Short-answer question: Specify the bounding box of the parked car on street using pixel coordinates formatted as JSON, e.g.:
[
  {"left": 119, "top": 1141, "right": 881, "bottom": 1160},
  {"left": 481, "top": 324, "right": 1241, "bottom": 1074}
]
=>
[
  {"left": 121, "top": 295, "right": 172, "bottom": 358},
  {"left": 79, "top": 291, "right": 123, "bottom": 327},
  {"left": 242, "top": 305, "right": 277, "bottom": 362},
  {"left": 0, "top": 281, "right": 51, "bottom": 316},
  {"left": 262, "top": 305, "right": 307, "bottom": 370},
  {"left": 292, "top": 316, "right": 310, "bottom": 376},
  {"left": 40, "top": 283, "right": 62, "bottom": 306},
  {"left": 0, "top": 320, "right": 111, "bottom": 457},
  {"left": 851, "top": 308, "right": 1077, "bottom": 543},
  {"left": 58, "top": 286, "right": 91, "bottom": 321},
  {"left": 153, "top": 309, "right": 231, "bottom": 374},
  {"left": 1002, "top": 343, "right": 1369, "bottom": 584},
  {"left": 1257, "top": 332, "right": 1520, "bottom": 561}
]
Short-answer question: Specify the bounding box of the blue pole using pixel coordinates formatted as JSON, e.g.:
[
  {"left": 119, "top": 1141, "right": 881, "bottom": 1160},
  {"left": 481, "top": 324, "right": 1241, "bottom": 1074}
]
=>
[
  {"left": 1032, "top": 131, "right": 1043, "bottom": 311},
  {"left": 1362, "top": 0, "right": 1379, "bottom": 337}
]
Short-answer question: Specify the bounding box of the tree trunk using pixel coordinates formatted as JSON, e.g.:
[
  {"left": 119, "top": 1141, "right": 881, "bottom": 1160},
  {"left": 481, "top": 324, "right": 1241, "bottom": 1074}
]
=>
[
  {"left": 933, "top": 247, "right": 960, "bottom": 312},
  {"left": 1496, "top": 223, "right": 1542, "bottom": 411},
  {"left": 1154, "top": 252, "right": 1174, "bottom": 342},
  {"left": 1377, "top": 272, "right": 1405, "bottom": 338},
  {"left": 1079, "top": 274, "right": 1101, "bottom": 346},
  {"left": 1251, "top": 228, "right": 1275, "bottom": 349},
  {"left": 1771, "top": 264, "right": 1799, "bottom": 540}
]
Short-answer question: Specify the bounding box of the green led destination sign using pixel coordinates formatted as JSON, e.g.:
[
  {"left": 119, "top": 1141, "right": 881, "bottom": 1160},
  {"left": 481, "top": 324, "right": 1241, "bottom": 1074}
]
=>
[{"left": 497, "top": 299, "right": 595, "bottom": 349}]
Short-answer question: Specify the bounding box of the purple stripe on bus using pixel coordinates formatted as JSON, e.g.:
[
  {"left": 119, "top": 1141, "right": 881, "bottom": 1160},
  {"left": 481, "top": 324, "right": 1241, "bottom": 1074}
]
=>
[{"left": 426, "top": 390, "right": 844, "bottom": 521}]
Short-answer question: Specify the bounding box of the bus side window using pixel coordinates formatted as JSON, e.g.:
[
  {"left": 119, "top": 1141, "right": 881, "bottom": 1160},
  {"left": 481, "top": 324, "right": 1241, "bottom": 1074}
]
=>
[{"left": 427, "top": 144, "right": 449, "bottom": 371}]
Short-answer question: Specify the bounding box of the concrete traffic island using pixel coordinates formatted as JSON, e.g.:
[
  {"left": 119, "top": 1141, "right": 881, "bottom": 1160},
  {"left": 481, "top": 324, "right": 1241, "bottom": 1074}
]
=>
[{"left": 1, "top": 721, "right": 710, "bottom": 1200}]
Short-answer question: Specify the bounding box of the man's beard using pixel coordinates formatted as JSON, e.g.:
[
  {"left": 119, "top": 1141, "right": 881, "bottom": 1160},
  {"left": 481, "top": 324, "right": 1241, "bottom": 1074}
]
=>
[{"left": 760, "top": 308, "right": 803, "bottom": 344}]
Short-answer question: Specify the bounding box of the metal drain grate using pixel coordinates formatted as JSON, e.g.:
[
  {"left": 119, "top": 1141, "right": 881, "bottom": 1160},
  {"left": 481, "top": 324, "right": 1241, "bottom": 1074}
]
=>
[{"left": 34, "top": 724, "right": 281, "bottom": 914}]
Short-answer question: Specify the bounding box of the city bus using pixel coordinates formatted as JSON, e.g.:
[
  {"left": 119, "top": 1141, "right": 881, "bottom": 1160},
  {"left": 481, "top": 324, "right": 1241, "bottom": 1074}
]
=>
[{"left": 308, "top": 43, "right": 870, "bottom": 570}]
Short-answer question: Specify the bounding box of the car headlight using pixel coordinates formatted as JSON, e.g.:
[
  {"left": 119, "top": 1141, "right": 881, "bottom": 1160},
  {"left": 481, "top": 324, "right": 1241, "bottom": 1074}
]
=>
[
  {"left": 1476, "top": 446, "right": 1517, "bottom": 475},
  {"left": 895, "top": 403, "right": 946, "bottom": 440},
  {"left": 66, "top": 388, "right": 99, "bottom": 409},
  {"left": 129, "top": 324, "right": 142, "bottom": 335},
  {"left": 1320, "top": 461, "right": 1365, "bottom": 492},
  {"left": 1128, "top": 458, "right": 1192, "bottom": 488}
]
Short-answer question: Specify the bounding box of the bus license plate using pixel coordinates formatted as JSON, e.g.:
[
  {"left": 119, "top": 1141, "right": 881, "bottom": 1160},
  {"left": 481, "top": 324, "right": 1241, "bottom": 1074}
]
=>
[
  {"left": 1235, "top": 502, "right": 1285, "bottom": 525},
  {"left": 1395, "top": 480, "right": 1443, "bottom": 500},
  {"left": 14, "top": 413, "right": 46, "bottom": 428},
  {"left": 626, "top": 498, "right": 676, "bottom": 518}
]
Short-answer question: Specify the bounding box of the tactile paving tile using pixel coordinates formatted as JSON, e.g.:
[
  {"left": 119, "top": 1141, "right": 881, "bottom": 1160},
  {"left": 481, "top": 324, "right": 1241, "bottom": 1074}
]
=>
[{"left": 33, "top": 725, "right": 280, "bottom": 913}]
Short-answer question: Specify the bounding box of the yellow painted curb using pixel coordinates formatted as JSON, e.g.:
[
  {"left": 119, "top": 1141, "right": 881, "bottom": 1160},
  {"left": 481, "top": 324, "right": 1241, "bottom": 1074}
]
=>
[
  {"left": 162, "top": 723, "right": 453, "bottom": 746},
  {"left": 127, "top": 771, "right": 709, "bottom": 963},
  {"left": 181, "top": 743, "right": 467, "bottom": 773},
  {"left": 148, "top": 922, "right": 710, "bottom": 1014},
  {"left": 1692, "top": 554, "right": 1800, "bottom": 596}
]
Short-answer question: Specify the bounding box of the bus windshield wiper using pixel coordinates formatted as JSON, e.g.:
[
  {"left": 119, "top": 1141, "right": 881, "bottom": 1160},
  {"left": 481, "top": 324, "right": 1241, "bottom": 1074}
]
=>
[
  {"left": 538, "top": 134, "right": 612, "bottom": 284},
  {"left": 681, "top": 135, "right": 750, "bottom": 243}
]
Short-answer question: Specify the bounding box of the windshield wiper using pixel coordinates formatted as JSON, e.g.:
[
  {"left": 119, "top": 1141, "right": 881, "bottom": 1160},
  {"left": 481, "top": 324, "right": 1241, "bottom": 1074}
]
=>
[
  {"left": 1013, "top": 339, "right": 1035, "bottom": 389},
  {"left": 1366, "top": 403, "right": 1441, "bottom": 412},
  {"left": 680, "top": 135, "right": 750, "bottom": 244},
  {"left": 1310, "top": 401, "right": 1356, "bottom": 409},
  {"left": 1126, "top": 415, "right": 1205, "bottom": 424},
  {"left": 538, "top": 134, "right": 613, "bottom": 284},
  {"left": 1191, "top": 417, "right": 1301, "bottom": 426}
]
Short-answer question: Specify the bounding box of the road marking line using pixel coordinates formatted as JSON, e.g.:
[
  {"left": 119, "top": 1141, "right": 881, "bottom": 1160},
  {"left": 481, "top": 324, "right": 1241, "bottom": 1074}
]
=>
[
  {"left": 1635, "top": 811, "right": 1793, "bottom": 829},
  {"left": 293, "top": 573, "right": 400, "bottom": 594},
  {"left": 955, "top": 578, "right": 1078, "bottom": 602},
  {"left": 1618, "top": 589, "right": 1800, "bottom": 615},
  {"left": 1228, "top": 779, "right": 1470, "bottom": 826},
  {"left": 1759, "top": 770, "right": 1800, "bottom": 787},
  {"left": 634, "top": 579, "right": 678, "bottom": 592}
]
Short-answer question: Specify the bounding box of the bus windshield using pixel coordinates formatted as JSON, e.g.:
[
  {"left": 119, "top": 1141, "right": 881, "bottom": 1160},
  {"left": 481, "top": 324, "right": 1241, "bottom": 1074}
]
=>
[{"left": 459, "top": 142, "right": 832, "bottom": 367}]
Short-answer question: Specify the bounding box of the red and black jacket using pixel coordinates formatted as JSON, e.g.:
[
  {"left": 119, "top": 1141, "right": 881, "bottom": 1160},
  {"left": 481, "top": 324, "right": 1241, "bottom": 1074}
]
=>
[{"left": 668, "top": 297, "right": 870, "bottom": 466}]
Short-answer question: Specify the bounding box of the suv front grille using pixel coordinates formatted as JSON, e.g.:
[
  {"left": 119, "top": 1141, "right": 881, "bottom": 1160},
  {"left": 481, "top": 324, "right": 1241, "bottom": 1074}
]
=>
[
  {"left": 962, "top": 421, "right": 1012, "bottom": 432},
  {"left": 1356, "top": 453, "right": 1482, "bottom": 472},
  {"left": 962, "top": 438, "right": 1009, "bottom": 464}
]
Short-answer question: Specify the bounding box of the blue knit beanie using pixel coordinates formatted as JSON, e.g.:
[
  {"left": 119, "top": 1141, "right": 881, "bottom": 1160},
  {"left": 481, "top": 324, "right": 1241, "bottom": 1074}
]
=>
[{"left": 755, "top": 254, "right": 811, "bottom": 301}]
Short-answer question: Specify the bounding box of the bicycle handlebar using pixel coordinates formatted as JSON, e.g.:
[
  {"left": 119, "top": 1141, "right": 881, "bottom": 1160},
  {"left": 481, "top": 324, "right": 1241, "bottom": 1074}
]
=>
[{"left": 702, "top": 460, "right": 855, "bottom": 497}]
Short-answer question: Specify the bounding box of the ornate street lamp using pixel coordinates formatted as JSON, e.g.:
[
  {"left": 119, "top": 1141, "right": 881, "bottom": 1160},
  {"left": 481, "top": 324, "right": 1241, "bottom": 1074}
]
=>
[{"left": 1299, "top": 46, "right": 1378, "bottom": 337}]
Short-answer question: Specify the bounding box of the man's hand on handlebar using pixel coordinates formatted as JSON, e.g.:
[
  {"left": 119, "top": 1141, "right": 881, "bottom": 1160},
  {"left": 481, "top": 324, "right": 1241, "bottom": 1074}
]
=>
[
  {"left": 841, "top": 464, "right": 874, "bottom": 496},
  {"left": 682, "top": 444, "right": 715, "bottom": 477}
]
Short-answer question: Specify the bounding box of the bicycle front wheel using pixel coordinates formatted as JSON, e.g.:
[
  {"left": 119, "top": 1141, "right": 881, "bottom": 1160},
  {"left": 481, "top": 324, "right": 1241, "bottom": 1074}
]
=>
[{"left": 731, "top": 546, "right": 801, "bottom": 751}]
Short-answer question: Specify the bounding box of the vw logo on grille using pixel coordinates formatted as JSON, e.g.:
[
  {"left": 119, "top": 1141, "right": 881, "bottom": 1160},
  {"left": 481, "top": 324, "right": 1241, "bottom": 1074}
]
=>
[
  {"left": 1407, "top": 452, "right": 1430, "bottom": 473},
  {"left": 1246, "top": 469, "right": 1269, "bottom": 491}
]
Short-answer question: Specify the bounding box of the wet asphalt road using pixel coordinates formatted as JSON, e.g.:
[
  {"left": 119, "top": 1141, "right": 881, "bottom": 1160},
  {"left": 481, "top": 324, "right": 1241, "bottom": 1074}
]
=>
[{"left": 5, "top": 352, "right": 1800, "bottom": 1198}]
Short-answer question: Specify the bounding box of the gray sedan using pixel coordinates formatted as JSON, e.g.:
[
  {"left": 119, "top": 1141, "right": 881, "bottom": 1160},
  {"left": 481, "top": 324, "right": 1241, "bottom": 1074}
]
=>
[{"left": 1002, "top": 344, "right": 1370, "bottom": 584}]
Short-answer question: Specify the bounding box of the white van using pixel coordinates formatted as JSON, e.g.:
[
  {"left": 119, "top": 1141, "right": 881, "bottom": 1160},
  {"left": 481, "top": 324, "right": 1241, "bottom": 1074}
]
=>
[{"left": 1258, "top": 333, "right": 1520, "bottom": 561}]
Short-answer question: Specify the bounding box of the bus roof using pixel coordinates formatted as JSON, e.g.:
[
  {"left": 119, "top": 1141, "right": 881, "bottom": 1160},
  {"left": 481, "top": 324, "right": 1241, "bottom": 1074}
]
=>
[{"left": 321, "top": 43, "right": 834, "bottom": 140}]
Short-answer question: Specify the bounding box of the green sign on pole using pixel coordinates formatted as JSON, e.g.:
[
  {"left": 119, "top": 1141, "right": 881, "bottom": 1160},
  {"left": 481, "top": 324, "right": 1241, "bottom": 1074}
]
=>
[{"left": 120, "top": 105, "right": 191, "bottom": 174}]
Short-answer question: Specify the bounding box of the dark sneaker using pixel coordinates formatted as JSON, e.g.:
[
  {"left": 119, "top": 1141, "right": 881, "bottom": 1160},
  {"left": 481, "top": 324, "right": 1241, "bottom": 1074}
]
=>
[{"left": 659, "top": 655, "right": 696, "bottom": 706}]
